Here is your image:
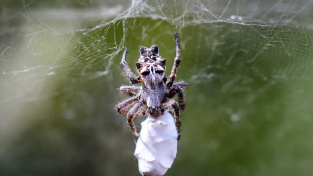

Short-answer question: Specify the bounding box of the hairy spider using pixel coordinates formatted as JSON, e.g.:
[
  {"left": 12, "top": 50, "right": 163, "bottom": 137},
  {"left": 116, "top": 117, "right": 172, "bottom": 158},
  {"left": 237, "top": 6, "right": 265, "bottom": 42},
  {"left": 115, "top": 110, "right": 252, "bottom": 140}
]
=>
[{"left": 115, "top": 32, "right": 186, "bottom": 140}]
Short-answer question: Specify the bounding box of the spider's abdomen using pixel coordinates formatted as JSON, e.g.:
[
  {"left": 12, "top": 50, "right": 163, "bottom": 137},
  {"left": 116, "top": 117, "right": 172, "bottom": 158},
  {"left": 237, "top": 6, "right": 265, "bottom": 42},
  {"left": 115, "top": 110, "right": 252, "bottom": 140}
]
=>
[
  {"left": 142, "top": 83, "right": 166, "bottom": 117},
  {"left": 147, "top": 92, "right": 164, "bottom": 117}
]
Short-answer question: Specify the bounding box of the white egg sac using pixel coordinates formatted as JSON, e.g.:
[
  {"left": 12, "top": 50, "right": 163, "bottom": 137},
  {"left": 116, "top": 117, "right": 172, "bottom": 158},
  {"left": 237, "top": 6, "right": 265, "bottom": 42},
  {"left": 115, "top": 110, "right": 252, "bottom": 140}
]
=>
[{"left": 134, "top": 111, "right": 178, "bottom": 176}]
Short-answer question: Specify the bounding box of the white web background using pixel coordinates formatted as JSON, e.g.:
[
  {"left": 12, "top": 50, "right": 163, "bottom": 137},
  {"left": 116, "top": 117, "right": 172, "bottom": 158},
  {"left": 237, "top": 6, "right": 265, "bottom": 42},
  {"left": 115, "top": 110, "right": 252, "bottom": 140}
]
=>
[
  {"left": 2, "top": 0, "right": 313, "bottom": 80},
  {"left": 1, "top": 1, "right": 312, "bottom": 68}
]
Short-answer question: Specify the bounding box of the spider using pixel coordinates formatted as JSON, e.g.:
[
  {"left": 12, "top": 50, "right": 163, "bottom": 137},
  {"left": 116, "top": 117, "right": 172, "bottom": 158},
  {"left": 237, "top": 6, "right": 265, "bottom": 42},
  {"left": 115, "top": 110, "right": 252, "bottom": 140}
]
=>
[{"left": 115, "top": 32, "right": 186, "bottom": 140}]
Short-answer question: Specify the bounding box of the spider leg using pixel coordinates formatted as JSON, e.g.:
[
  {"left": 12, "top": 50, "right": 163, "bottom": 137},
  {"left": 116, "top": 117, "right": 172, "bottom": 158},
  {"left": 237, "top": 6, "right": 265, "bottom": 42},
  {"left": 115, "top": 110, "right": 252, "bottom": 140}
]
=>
[
  {"left": 121, "top": 50, "right": 141, "bottom": 84},
  {"left": 164, "top": 99, "right": 181, "bottom": 140},
  {"left": 115, "top": 96, "right": 140, "bottom": 115},
  {"left": 136, "top": 104, "right": 147, "bottom": 117},
  {"left": 127, "top": 102, "right": 145, "bottom": 137},
  {"left": 120, "top": 85, "right": 140, "bottom": 97},
  {"left": 173, "top": 81, "right": 186, "bottom": 89},
  {"left": 167, "top": 86, "right": 185, "bottom": 110},
  {"left": 126, "top": 103, "right": 147, "bottom": 117},
  {"left": 166, "top": 32, "right": 181, "bottom": 89}
]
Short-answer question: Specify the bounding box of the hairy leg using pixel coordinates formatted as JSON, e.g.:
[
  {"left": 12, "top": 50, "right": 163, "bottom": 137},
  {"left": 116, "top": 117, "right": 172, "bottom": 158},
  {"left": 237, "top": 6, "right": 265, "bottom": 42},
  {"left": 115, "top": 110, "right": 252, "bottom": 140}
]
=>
[
  {"left": 166, "top": 32, "right": 181, "bottom": 89},
  {"left": 121, "top": 50, "right": 141, "bottom": 84},
  {"left": 115, "top": 96, "right": 139, "bottom": 115},
  {"left": 127, "top": 102, "right": 145, "bottom": 137},
  {"left": 167, "top": 87, "right": 185, "bottom": 110},
  {"left": 164, "top": 99, "right": 181, "bottom": 140},
  {"left": 120, "top": 85, "right": 140, "bottom": 97},
  {"left": 136, "top": 104, "right": 147, "bottom": 117},
  {"left": 173, "top": 81, "right": 186, "bottom": 89}
]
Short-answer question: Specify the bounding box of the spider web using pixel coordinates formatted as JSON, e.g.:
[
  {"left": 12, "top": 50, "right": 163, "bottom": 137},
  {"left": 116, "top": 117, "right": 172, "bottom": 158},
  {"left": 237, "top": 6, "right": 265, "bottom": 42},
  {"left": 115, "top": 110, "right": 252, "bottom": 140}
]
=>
[{"left": 1, "top": 0, "right": 313, "bottom": 176}]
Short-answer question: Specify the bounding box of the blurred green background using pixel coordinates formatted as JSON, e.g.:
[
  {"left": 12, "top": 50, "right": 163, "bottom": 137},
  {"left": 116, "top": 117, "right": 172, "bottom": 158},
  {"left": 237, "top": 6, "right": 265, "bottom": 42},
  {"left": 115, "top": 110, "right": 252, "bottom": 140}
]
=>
[{"left": 1, "top": 0, "right": 313, "bottom": 176}]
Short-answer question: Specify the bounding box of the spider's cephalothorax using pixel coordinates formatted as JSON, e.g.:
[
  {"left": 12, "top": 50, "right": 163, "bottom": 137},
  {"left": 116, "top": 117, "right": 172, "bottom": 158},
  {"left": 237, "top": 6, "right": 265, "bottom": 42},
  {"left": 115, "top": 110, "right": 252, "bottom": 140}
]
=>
[
  {"left": 138, "top": 44, "right": 162, "bottom": 63},
  {"left": 115, "top": 32, "right": 186, "bottom": 140}
]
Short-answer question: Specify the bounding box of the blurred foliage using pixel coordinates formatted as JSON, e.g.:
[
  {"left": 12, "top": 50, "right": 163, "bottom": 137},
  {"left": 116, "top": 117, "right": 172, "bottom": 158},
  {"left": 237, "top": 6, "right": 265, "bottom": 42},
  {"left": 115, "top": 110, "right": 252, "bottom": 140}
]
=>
[{"left": 0, "top": 0, "right": 127, "bottom": 8}]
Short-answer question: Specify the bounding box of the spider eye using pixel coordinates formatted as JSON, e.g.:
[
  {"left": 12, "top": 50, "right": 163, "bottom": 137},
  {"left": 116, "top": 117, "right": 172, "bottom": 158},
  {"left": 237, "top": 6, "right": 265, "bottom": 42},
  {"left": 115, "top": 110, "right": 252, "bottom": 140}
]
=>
[
  {"left": 156, "top": 70, "right": 164, "bottom": 74},
  {"left": 141, "top": 71, "right": 150, "bottom": 76}
]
